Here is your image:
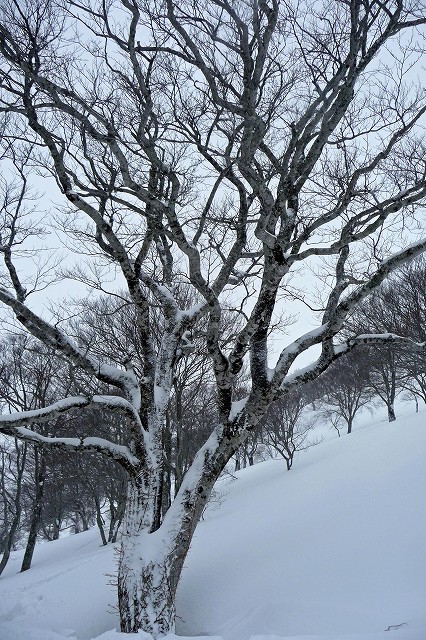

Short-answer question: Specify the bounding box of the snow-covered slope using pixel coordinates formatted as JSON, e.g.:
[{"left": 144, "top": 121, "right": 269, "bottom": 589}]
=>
[{"left": 1, "top": 410, "right": 426, "bottom": 640}]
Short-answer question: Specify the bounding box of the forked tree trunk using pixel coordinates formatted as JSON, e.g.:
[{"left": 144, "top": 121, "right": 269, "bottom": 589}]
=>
[
  {"left": 117, "top": 426, "right": 232, "bottom": 637},
  {"left": 118, "top": 476, "right": 176, "bottom": 635}
]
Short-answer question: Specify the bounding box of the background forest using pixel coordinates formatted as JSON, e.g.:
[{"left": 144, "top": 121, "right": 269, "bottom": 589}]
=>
[{"left": 2, "top": 255, "right": 426, "bottom": 569}]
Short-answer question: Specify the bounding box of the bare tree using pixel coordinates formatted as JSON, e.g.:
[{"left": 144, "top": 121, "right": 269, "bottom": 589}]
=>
[
  {"left": 316, "top": 350, "right": 375, "bottom": 434},
  {"left": 347, "top": 257, "right": 426, "bottom": 409},
  {"left": 0, "top": 1, "right": 426, "bottom": 635},
  {"left": 262, "top": 388, "right": 317, "bottom": 469},
  {"left": 384, "top": 257, "right": 426, "bottom": 404},
  {"left": 347, "top": 281, "right": 415, "bottom": 421}
]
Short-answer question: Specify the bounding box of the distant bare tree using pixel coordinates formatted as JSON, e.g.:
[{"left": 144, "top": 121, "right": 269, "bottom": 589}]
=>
[
  {"left": 389, "top": 258, "right": 426, "bottom": 404},
  {"left": 263, "top": 388, "right": 317, "bottom": 469},
  {"left": 316, "top": 350, "right": 375, "bottom": 434},
  {"left": 347, "top": 277, "right": 419, "bottom": 421}
]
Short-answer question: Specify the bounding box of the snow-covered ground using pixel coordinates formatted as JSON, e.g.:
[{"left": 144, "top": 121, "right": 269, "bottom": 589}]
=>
[{"left": 1, "top": 408, "right": 426, "bottom": 640}]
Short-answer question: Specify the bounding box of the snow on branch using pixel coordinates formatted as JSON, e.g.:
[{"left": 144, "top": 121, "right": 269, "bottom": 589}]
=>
[
  {"left": 334, "top": 236, "right": 426, "bottom": 324},
  {"left": 12, "top": 428, "right": 138, "bottom": 469},
  {"left": 0, "top": 395, "right": 141, "bottom": 469},
  {"left": 271, "top": 324, "right": 329, "bottom": 387},
  {"left": 0, "top": 287, "right": 141, "bottom": 408},
  {"left": 339, "top": 333, "right": 426, "bottom": 352},
  {"left": 0, "top": 395, "right": 91, "bottom": 427},
  {"left": 278, "top": 332, "right": 426, "bottom": 397}
]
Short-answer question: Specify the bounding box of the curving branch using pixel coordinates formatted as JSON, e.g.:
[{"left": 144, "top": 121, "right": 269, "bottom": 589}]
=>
[
  {"left": 0, "top": 394, "right": 140, "bottom": 470},
  {"left": 0, "top": 287, "right": 141, "bottom": 405}
]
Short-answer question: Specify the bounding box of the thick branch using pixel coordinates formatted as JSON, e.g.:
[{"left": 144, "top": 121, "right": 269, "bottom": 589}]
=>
[{"left": 0, "top": 395, "right": 140, "bottom": 470}]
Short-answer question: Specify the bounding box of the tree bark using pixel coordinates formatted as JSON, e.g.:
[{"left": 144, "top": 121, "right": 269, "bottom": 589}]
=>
[
  {"left": 388, "top": 403, "right": 396, "bottom": 422},
  {"left": 21, "top": 448, "right": 46, "bottom": 572},
  {"left": 118, "top": 476, "right": 175, "bottom": 635},
  {"left": 0, "top": 442, "right": 27, "bottom": 576}
]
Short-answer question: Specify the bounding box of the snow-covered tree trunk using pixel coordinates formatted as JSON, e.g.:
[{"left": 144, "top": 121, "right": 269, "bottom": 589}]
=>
[
  {"left": 118, "top": 476, "right": 175, "bottom": 635},
  {"left": 118, "top": 430, "right": 224, "bottom": 635},
  {"left": 118, "top": 332, "right": 180, "bottom": 635}
]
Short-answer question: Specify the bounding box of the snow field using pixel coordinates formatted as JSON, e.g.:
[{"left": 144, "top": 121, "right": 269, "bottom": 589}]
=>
[{"left": 1, "top": 409, "right": 426, "bottom": 640}]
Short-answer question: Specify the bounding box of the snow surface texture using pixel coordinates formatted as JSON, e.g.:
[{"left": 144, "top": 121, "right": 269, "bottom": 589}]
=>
[{"left": 1, "top": 408, "right": 426, "bottom": 640}]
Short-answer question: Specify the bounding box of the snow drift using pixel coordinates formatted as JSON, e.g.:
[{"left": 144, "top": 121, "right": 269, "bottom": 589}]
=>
[{"left": 1, "top": 408, "right": 425, "bottom": 640}]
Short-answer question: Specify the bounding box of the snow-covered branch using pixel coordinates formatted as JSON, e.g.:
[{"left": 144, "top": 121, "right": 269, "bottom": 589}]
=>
[
  {"left": 12, "top": 427, "right": 138, "bottom": 470},
  {"left": 0, "top": 288, "right": 141, "bottom": 406},
  {"left": 0, "top": 395, "right": 140, "bottom": 470}
]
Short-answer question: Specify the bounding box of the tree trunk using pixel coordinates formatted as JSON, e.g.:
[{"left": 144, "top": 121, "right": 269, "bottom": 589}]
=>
[
  {"left": 108, "top": 493, "right": 125, "bottom": 543},
  {"left": 174, "top": 390, "right": 185, "bottom": 497},
  {"left": 162, "top": 412, "right": 172, "bottom": 516},
  {"left": 0, "top": 442, "right": 27, "bottom": 576},
  {"left": 234, "top": 452, "right": 241, "bottom": 471},
  {"left": 117, "top": 423, "right": 229, "bottom": 637},
  {"left": 0, "top": 509, "right": 20, "bottom": 575},
  {"left": 21, "top": 448, "right": 46, "bottom": 572},
  {"left": 52, "top": 518, "right": 61, "bottom": 540},
  {"left": 116, "top": 411, "right": 244, "bottom": 638},
  {"left": 81, "top": 514, "right": 90, "bottom": 531},
  {"left": 94, "top": 494, "right": 107, "bottom": 546},
  {"left": 388, "top": 369, "right": 397, "bottom": 422},
  {"left": 118, "top": 476, "right": 175, "bottom": 635},
  {"left": 388, "top": 403, "right": 396, "bottom": 422}
]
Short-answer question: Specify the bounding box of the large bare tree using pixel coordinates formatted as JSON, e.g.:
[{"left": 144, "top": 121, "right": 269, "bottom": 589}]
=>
[{"left": 0, "top": 0, "right": 426, "bottom": 635}]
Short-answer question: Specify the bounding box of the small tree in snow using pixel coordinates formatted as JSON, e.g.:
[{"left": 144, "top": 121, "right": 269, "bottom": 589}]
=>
[
  {"left": 263, "top": 388, "right": 317, "bottom": 469},
  {"left": 347, "top": 285, "right": 413, "bottom": 421},
  {"left": 0, "top": 0, "right": 426, "bottom": 635},
  {"left": 316, "top": 350, "right": 375, "bottom": 434},
  {"left": 375, "top": 257, "right": 426, "bottom": 406}
]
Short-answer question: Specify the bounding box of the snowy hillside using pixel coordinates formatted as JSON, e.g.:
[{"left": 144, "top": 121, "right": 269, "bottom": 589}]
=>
[{"left": 1, "top": 409, "right": 426, "bottom": 640}]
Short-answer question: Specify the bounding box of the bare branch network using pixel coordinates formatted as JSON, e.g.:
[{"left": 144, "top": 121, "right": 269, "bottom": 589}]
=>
[{"left": 0, "top": 0, "right": 425, "bottom": 635}]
